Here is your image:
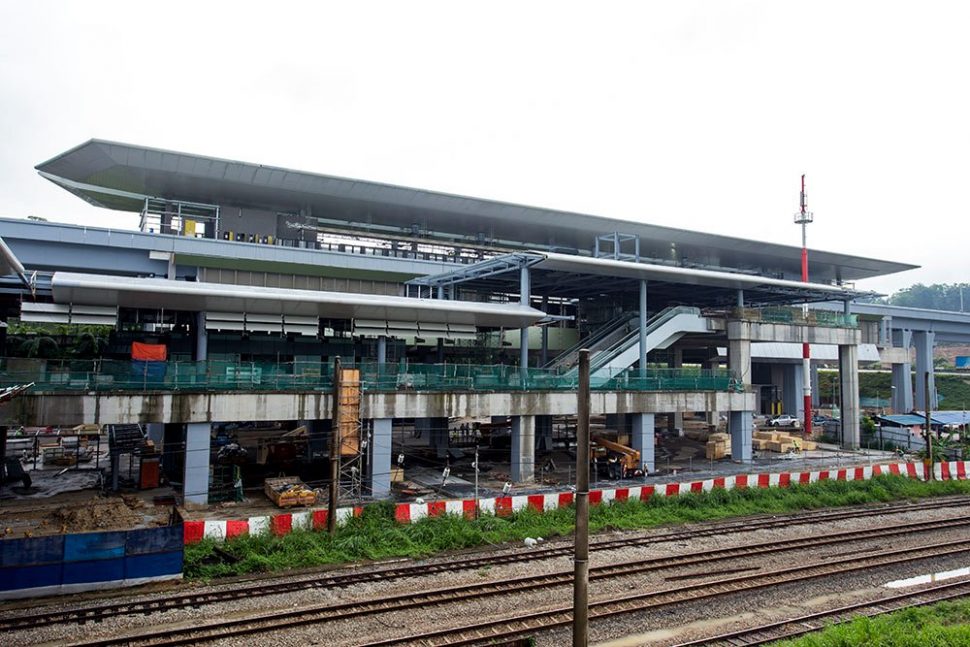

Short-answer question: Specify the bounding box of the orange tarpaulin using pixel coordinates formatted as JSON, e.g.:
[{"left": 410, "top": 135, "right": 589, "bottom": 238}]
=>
[{"left": 132, "top": 342, "right": 167, "bottom": 362}]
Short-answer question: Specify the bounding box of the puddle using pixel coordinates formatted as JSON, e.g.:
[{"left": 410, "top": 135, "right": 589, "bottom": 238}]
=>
[{"left": 884, "top": 565, "right": 970, "bottom": 589}]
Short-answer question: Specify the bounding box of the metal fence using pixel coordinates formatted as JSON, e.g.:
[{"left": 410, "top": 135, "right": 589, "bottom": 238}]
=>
[{"left": 0, "top": 358, "right": 734, "bottom": 394}]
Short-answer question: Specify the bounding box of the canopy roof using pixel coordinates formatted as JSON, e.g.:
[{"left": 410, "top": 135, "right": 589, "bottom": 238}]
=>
[
  {"left": 37, "top": 139, "right": 918, "bottom": 284},
  {"left": 50, "top": 272, "right": 546, "bottom": 328}
]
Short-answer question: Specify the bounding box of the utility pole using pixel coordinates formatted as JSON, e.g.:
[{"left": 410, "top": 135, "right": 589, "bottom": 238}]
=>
[
  {"left": 328, "top": 356, "right": 342, "bottom": 534},
  {"left": 573, "top": 349, "right": 591, "bottom": 647},
  {"left": 924, "top": 371, "right": 934, "bottom": 480},
  {"left": 794, "top": 175, "right": 815, "bottom": 437}
]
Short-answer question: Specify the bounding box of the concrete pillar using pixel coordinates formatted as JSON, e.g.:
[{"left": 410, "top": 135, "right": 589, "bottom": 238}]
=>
[
  {"left": 639, "top": 280, "right": 648, "bottom": 376},
  {"left": 536, "top": 415, "right": 554, "bottom": 451},
  {"left": 194, "top": 311, "right": 207, "bottom": 362},
  {"left": 913, "top": 330, "right": 937, "bottom": 410},
  {"left": 891, "top": 329, "right": 914, "bottom": 413},
  {"left": 145, "top": 423, "right": 164, "bottom": 446},
  {"left": 183, "top": 422, "right": 211, "bottom": 505},
  {"left": 377, "top": 335, "right": 387, "bottom": 365},
  {"left": 737, "top": 289, "right": 745, "bottom": 308},
  {"left": 420, "top": 417, "right": 449, "bottom": 459},
  {"left": 519, "top": 263, "right": 530, "bottom": 380},
  {"left": 369, "top": 418, "right": 393, "bottom": 498},
  {"left": 540, "top": 295, "right": 549, "bottom": 366},
  {"left": 631, "top": 413, "right": 655, "bottom": 472},
  {"left": 511, "top": 415, "right": 535, "bottom": 482},
  {"left": 810, "top": 363, "right": 820, "bottom": 408},
  {"left": 729, "top": 411, "right": 753, "bottom": 462},
  {"left": 728, "top": 338, "right": 752, "bottom": 388},
  {"left": 671, "top": 347, "right": 684, "bottom": 431},
  {"left": 839, "top": 344, "right": 861, "bottom": 449},
  {"left": 782, "top": 363, "right": 804, "bottom": 419}
]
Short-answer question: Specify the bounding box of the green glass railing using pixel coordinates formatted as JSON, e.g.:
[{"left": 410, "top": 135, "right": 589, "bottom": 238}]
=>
[
  {"left": 0, "top": 359, "right": 734, "bottom": 394},
  {"left": 733, "top": 307, "right": 858, "bottom": 328}
]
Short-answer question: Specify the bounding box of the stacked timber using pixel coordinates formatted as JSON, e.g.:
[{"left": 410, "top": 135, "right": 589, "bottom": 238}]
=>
[
  {"left": 264, "top": 476, "right": 318, "bottom": 508},
  {"left": 753, "top": 430, "right": 817, "bottom": 453},
  {"left": 705, "top": 432, "right": 732, "bottom": 460}
]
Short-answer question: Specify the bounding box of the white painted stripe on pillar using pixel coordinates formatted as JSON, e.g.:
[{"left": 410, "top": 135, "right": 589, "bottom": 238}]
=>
[
  {"left": 203, "top": 520, "right": 226, "bottom": 540},
  {"left": 249, "top": 516, "right": 270, "bottom": 536},
  {"left": 409, "top": 504, "right": 428, "bottom": 521},
  {"left": 336, "top": 507, "right": 355, "bottom": 525},
  {"left": 291, "top": 511, "right": 311, "bottom": 530}
]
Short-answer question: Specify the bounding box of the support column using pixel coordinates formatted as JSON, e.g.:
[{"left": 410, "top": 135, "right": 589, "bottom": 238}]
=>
[
  {"left": 536, "top": 415, "right": 554, "bottom": 452},
  {"left": 839, "top": 344, "right": 861, "bottom": 449},
  {"left": 728, "top": 338, "right": 752, "bottom": 389},
  {"left": 638, "top": 280, "right": 648, "bottom": 376},
  {"left": 422, "top": 417, "right": 449, "bottom": 459},
  {"left": 891, "top": 329, "right": 914, "bottom": 413},
  {"left": 782, "top": 363, "right": 804, "bottom": 419},
  {"left": 540, "top": 295, "right": 550, "bottom": 366},
  {"left": 729, "top": 411, "right": 753, "bottom": 462},
  {"left": 377, "top": 335, "right": 387, "bottom": 365},
  {"left": 511, "top": 415, "right": 535, "bottom": 482},
  {"left": 671, "top": 347, "right": 683, "bottom": 431},
  {"left": 519, "top": 264, "right": 530, "bottom": 381},
  {"left": 194, "top": 311, "right": 208, "bottom": 362},
  {"left": 369, "top": 418, "right": 393, "bottom": 498},
  {"left": 630, "top": 413, "right": 655, "bottom": 472},
  {"left": 914, "top": 330, "right": 937, "bottom": 410},
  {"left": 183, "top": 423, "right": 211, "bottom": 505},
  {"left": 810, "top": 363, "right": 820, "bottom": 408}
]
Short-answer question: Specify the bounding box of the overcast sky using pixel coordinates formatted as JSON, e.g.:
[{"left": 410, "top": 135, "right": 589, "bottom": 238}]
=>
[{"left": 1, "top": 1, "right": 967, "bottom": 295}]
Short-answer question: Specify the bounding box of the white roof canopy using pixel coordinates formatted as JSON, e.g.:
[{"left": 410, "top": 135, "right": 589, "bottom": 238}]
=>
[{"left": 50, "top": 272, "right": 546, "bottom": 328}]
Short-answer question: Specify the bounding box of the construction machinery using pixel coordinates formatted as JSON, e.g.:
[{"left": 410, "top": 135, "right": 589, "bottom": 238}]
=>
[{"left": 591, "top": 436, "right": 642, "bottom": 480}]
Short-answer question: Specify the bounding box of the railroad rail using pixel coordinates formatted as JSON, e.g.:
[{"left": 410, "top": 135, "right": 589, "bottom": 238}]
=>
[
  {"left": 56, "top": 519, "right": 970, "bottom": 646},
  {"left": 670, "top": 577, "right": 970, "bottom": 646},
  {"left": 4, "top": 495, "right": 968, "bottom": 633},
  {"left": 357, "top": 540, "right": 970, "bottom": 646}
]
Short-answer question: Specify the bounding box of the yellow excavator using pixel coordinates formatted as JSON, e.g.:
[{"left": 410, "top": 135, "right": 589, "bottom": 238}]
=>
[{"left": 591, "top": 435, "right": 643, "bottom": 479}]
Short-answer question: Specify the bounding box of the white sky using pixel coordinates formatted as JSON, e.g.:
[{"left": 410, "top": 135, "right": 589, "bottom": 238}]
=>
[{"left": 1, "top": 1, "right": 967, "bottom": 295}]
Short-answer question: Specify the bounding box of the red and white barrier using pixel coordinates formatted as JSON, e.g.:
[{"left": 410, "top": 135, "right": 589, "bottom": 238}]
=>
[{"left": 182, "top": 460, "right": 970, "bottom": 544}]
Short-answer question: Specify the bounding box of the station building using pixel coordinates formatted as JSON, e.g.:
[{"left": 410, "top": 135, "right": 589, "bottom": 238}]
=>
[{"left": 0, "top": 140, "right": 921, "bottom": 506}]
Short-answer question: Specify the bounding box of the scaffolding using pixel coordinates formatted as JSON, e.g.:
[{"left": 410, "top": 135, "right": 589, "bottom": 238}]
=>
[{"left": 336, "top": 367, "right": 363, "bottom": 502}]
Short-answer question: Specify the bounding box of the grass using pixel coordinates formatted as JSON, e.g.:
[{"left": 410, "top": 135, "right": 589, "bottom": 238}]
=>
[
  {"left": 770, "top": 597, "right": 970, "bottom": 646},
  {"left": 183, "top": 475, "right": 970, "bottom": 579}
]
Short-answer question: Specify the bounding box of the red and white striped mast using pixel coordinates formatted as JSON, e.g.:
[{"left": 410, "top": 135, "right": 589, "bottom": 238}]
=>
[{"left": 794, "top": 175, "right": 814, "bottom": 435}]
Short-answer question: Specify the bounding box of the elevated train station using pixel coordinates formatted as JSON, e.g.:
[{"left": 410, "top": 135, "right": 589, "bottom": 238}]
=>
[{"left": 0, "top": 140, "right": 927, "bottom": 508}]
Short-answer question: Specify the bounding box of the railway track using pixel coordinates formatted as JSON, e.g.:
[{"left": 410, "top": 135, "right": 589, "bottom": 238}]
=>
[
  {"left": 358, "top": 540, "right": 970, "bottom": 647},
  {"left": 670, "top": 577, "right": 970, "bottom": 646},
  {"left": 58, "top": 518, "right": 970, "bottom": 646},
  {"left": 4, "top": 494, "right": 968, "bottom": 633}
]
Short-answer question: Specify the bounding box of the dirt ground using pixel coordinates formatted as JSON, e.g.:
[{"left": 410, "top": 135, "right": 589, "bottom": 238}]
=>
[{"left": 0, "top": 491, "right": 172, "bottom": 538}]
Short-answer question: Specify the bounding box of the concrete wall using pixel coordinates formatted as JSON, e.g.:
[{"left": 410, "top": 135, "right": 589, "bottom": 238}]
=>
[
  {"left": 727, "top": 320, "right": 861, "bottom": 345},
  {"left": 1, "top": 390, "right": 756, "bottom": 427}
]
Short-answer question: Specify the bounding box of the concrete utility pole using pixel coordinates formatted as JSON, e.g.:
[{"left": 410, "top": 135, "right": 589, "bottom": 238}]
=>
[
  {"left": 328, "top": 356, "right": 342, "bottom": 534},
  {"left": 794, "top": 175, "right": 815, "bottom": 436},
  {"left": 573, "top": 349, "right": 591, "bottom": 647},
  {"left": 924, "top": 371, "right": 934, "bottom": 480}
]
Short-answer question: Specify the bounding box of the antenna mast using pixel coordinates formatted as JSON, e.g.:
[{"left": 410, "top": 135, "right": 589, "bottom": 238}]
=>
[{"left": 794, "top": 175, "right": 814, "bottom": 436}]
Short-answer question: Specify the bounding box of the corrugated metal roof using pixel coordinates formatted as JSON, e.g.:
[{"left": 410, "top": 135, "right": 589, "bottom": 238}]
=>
[{"left": 36, "top": 139, "right": 919, "bottom": 283}]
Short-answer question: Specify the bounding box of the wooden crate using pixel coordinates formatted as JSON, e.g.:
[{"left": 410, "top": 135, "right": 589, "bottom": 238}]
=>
[{"left": 264, "top": 476, "right": 317, "bottom": 508}]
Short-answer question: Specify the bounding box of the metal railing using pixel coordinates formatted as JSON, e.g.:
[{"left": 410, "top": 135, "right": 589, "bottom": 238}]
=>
[{"left": 0, "top": 359, "right": 734, "bottom": 395}]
